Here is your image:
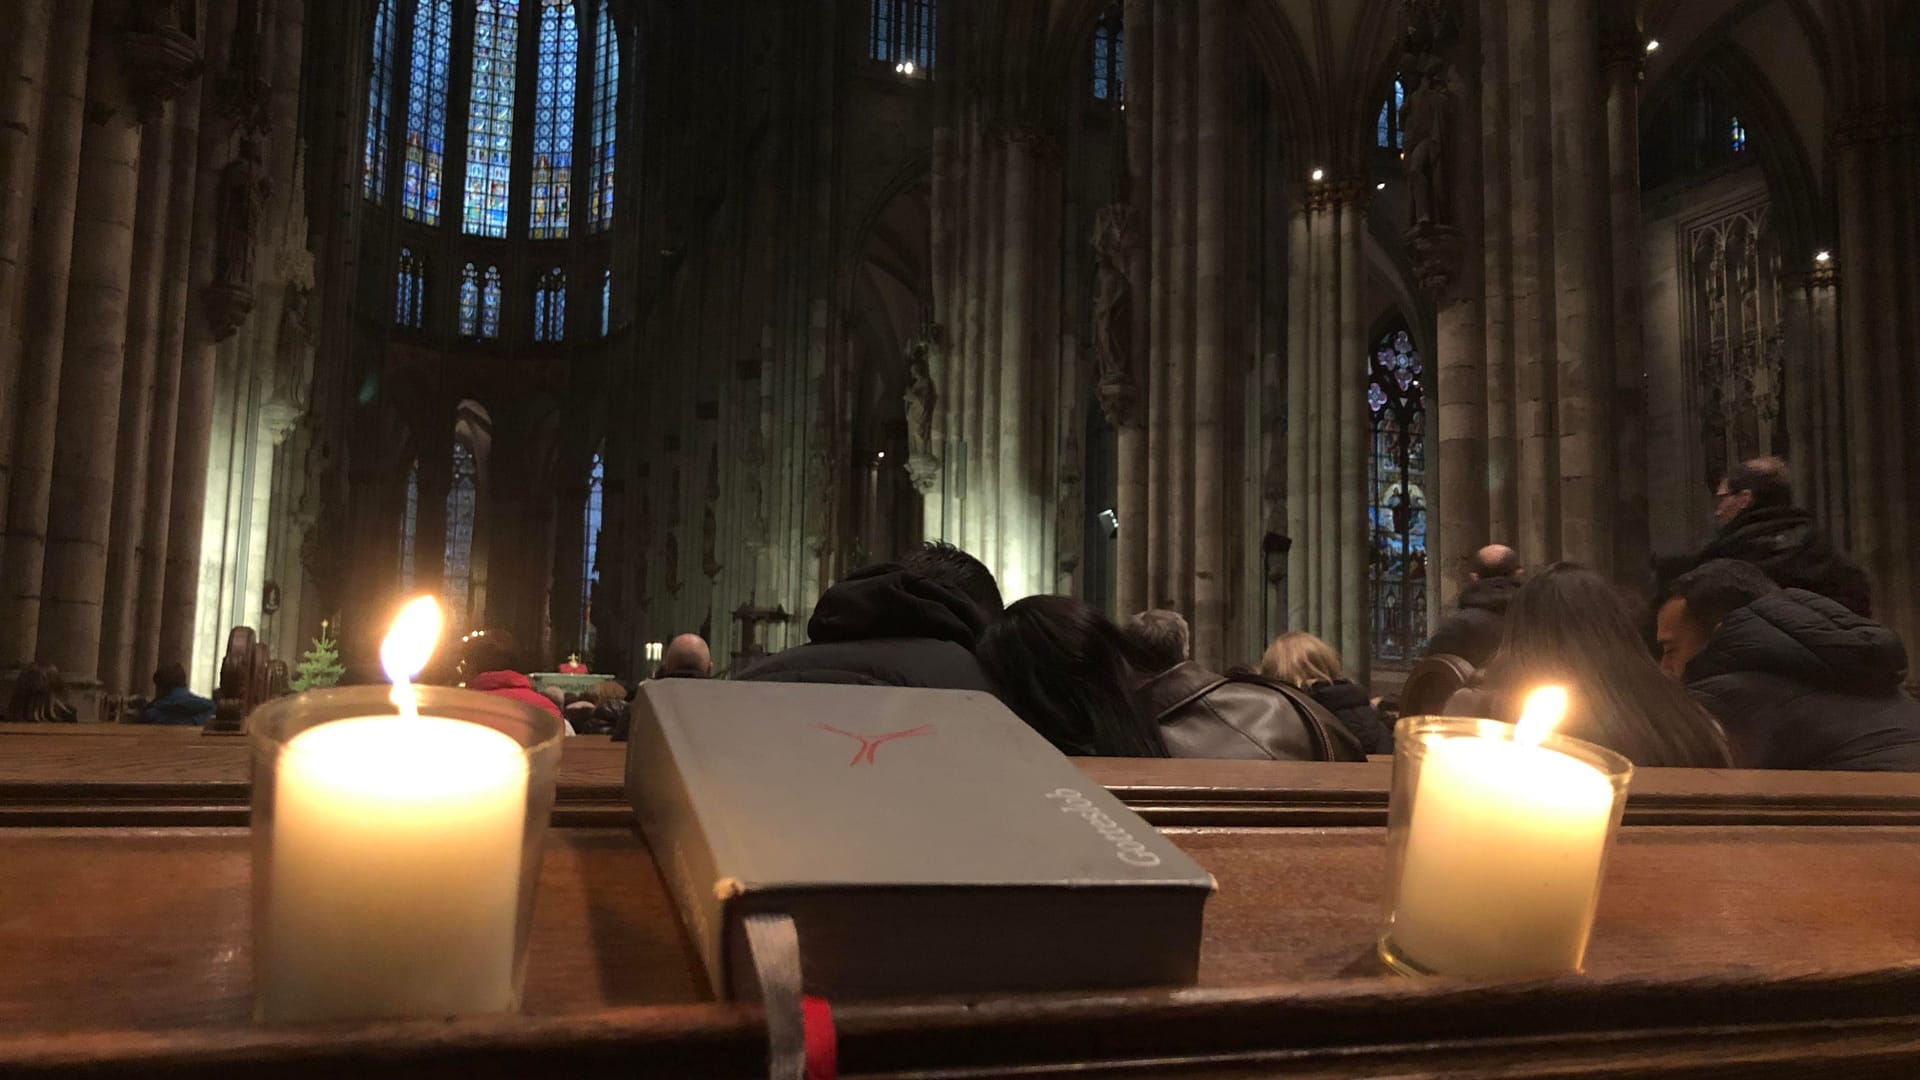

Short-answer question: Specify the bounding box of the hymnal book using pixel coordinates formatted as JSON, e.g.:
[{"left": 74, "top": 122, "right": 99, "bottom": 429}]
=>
[{"left": 624, "top": 679, "right": 1214, "bottom": 1000}]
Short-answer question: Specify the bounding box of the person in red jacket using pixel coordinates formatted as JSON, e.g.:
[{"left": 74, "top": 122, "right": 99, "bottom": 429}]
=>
[{"left": 461, "top": 628, "right": 571, "bottom": 733}]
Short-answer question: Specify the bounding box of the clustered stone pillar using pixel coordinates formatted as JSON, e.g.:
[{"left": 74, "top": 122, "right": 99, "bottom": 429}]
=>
[
  {"left": 1601, "top": 23, "right": 1650, "bottom": 586},
  {"left": 1781, "top": 261, "right": 1846, "bottom": 535},
  {"left": 1109, "top": 0, "right": 1154, "bottom": 620},
  {"left": 1286, "top": 181, "right": 1369, "bottom": 676}
]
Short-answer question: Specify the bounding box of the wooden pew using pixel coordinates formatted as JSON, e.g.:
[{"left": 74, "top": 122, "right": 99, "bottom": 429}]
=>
[{"left": 3, "top": 731, "right": 1920, "bottom": 1077}]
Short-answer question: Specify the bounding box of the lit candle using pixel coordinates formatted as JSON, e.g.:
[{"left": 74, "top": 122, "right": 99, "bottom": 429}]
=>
[
  {"left": 258, "top": 597, "right": 531, "bottom": 1023},
  {"left": 1386, "top": 687, "right": 1627, "bottom": 977}
]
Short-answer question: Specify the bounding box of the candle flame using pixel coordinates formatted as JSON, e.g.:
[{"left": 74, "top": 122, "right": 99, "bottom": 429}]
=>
[
  {"left": 381, "top": 596, "right": 443, "bottom": 719},
  {"left": 1515, "top": 685, "right": 1569, "bottom": 746}
]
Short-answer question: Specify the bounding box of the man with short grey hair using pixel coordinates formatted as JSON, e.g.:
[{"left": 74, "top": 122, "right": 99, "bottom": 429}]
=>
[
  {"left": 1423, "top": 543, "right": 1523, "bottom": 667},
  {"left": 1123, "top": 609, "right": 1190, "bottom": 674},
  {"left": 657, "top": 633, "right": 713, "bottom": 679}
]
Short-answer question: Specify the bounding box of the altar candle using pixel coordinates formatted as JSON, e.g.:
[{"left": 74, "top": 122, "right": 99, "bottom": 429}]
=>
[
  {"left": 1388, "top": 688, "right": 1621, "bottom": 977},
  {"left": 257, "top": 598, "right": 530, "bottom": 1023}
]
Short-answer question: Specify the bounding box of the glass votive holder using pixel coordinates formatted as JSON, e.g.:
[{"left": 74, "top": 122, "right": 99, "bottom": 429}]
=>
[
  {"left": 250, "top": 686, "right": 564, "bottom": 1024},
  {"left": 1378, "top": 716, "right": 1633, "bottom": 979}
]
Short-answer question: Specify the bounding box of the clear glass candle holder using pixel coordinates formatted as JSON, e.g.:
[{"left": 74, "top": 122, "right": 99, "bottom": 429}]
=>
[
  {"left": 250, "top": 686, "right": 564, "bottom": 1024},
  {"left": 1378, "top": 716, "right": 1633, "bottom": 979}
]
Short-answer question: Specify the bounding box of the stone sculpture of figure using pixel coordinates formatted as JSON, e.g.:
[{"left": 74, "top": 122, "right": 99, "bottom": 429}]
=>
[
  {"left": 214, "top": 138, "right": 271, "bottom": 289},
  {"left": 1401, "top": 61, "right": 1452, "bottom": 226},
  {"left": 903, "top": 350, "right": 936, "bottom": 462},
  {"left": 1091, "top": 202, "right": 1134, "bottom": 387}
]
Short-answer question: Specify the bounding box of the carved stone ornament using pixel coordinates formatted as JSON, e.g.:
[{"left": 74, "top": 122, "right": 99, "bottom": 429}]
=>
[
  {"left": 1404, "top": 221, "right": 1465, "bottom": 297},
  {"left": 210, "top": 137, "right": 272, "bottom": 304},
  {"left": 202, "top": 281, "right": 255, "bottom": 340},
  {"left": 1091, "top": 202, "right": 1139, "bottom": 427},
  {"left": 1401, "top": 61, "right": 1453, "bottom": 227},
  {"left": 906, "top": 452, "right": 941, "bottom": 495},
  {"left": 903, "top": 349, "right": 937, "bottom": 462},
  {"left": 119, "top": 17, "right": 204, "bottom": 121}
]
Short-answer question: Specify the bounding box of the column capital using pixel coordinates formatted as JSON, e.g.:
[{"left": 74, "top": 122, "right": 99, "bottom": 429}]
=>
[{"left": 119, "top": 20, "right": 203, "bottom": 122}]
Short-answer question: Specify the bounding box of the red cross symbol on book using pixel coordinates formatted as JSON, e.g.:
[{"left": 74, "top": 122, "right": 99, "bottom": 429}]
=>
[{"left": 815, "top": 723, "right": 934, "bottom": 766}]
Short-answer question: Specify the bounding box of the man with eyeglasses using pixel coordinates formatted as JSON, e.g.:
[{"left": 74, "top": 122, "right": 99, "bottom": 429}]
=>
[{"left": 1691, "top": 456, "right": 1873, "bottom": 617}]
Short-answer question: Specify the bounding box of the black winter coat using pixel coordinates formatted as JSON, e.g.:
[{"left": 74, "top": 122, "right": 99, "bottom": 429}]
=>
[
  {"left": 1424, "top": 575, "right": 1521, "bottom": 667},
  {"left": 1308, "top": 679, "right": 1394, "bottom": 755},
  {"left": 1684, "top": 589, "right": 1920, "bottom": 772},
  {"left": 734, "top": 563, "right": 996, "bottom": 692},
  {"left": 1694, "top": 506, "right": 1874, "bottom": 616}
]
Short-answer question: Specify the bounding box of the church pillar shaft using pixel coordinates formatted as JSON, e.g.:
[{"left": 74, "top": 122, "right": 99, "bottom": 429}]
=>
[
  {"left": 1809, "top": 275, "right": 1847, "bottom": 536},
  {"left": 1144, "top": 0, "right": 1173, "bottom": 609},
  {"left": 1506, "top": 0, "right": 1555, "bottom": 564},
  {"left": 1311, "top": 206, "right": 1334, "bottom": 641},
  {"left": 1113, "top": 0, "right": 1153, "bottom": 618},
  {"left": 0, "top": 0, "right": 95, "bottom": 673},
  {"left": 997, "top": 129, "right": 1036, "bottom": 599},
  {"left": 0, "top": 0, "right": 56, "bottom": 482},
  {"left": 1189, "top": 0, "right": 1228, "bottom": 666},
  {"left": 1478, "top": 0, "right": 1516, "bottom": 545},
  {"left": 550, "top": 485, "right": 588, "bottom": 654},
  {"left": 1283, "top": 204, "right": 1310, "bottom": 633},
  {"left": 1162, "top": 1, "right": 1194, "bottom": 617},
  {"left": 975, "top": 126, "right": 1003, "bottom": 577},
  {"left": 1603, "top": 45, "right": 1649, "bottom": 586},
  {"left": 1546, "top": 0, "right": 1610, "bottom": 571},
  {"left": 1334, "top": 196, "right": 1367, "bottom": 678},
  {"left": 100, "top": 106, "right": 177, "bottom": 694}
]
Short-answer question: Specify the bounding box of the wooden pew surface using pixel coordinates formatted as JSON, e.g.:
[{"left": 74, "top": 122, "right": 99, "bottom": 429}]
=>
[{"left": 6, "top": 729, "right": 1920, "bottom": 1077}]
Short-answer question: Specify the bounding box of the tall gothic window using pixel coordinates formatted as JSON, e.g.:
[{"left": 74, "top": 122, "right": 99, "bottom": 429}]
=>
[
  {"left": 481, "top": 264, "right": 503, "bottom": 338},
  {"left": 364, "top": 0, "right": 398, "bottom": 201},
  {"left": 534, "top": 266, "right": 566, "bottom": 341},
  {"left": 600, "top": 268, "right": 611, "bottom": 335},
  {"left": 530, "top": 0, "right": 579, "bottom": 238},
  {"left": 1367, "top": 328, "right": 1427, "bottom": 664},
  {"left": 463, "top": 0, "right": 519, "bottom": 237},
  {"left": 870, "top": 0, "right": 935, "bottom": 74},
  {"left": 399, "top": 458, "right": 420, "bottom": 587},
  {"left": 1091, "top": 10, "right": 1122, "bottom": 103},
  {"left": 395, "top": 246, "right": 426, "bottom": 327},
  {"left": 445, "top": 440, "right": 479, "bottom": 632},
  {"left": 588, "top": 0, "right": 619, "bottom": 232},
  {"left": 1376, "top": 76, "right": 1408, "bottom": 149},
  {"left": 402, "top": 0, "right": 452, "bottom": 223},
  {"left": 1730, "top": 115, "right": 1747, "bottom": 154},
  {"left": 458, "top": 262, "right": 480, "bottom": 335},
  {"left": 579, "top": 450, "right": 603, "bottom": 652}
]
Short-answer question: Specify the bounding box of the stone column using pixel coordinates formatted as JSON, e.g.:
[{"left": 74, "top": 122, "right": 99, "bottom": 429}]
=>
[
  {"left": 0, "top": 0, "right": 95, "bottom": 673},
  {"left": 1603, "top": 24, "right": 1649, "bottom": 586},
  {"left": 1283, "top": 202, "right": 1311, "bottom": 632},
  {"left": 1805, "top": 262, "right": 1847, "bottom": 533},
  {"left": 1144, "top": 0, "right": 1174, "bottom": 609},
  {"left": 998, "top": 126, "right": 1039, "bottom": 601},
  {"left": 1478, "top": 0, "right": 1516, "bottom": 544},
  {"left": 1111, "top": 0, "right": 1153, "bottom": 618},
  {"left": 1162, "top": 1, "right": 1194, "bottom": 618},
  {"left": 550, "top": 482, "right": 588, "bottom": 654},
  {"left": 0, "top": 0, "right": 56, "bottom": 473},
  {"left": 1334, "top": 187, "right": 1367, "bottom": 676},
  {"left": 1506, "top": 0, "right": 1554, "bottom": 563},
  {"left": 39, "top": 3, "right": 148, "bottom": 713}
]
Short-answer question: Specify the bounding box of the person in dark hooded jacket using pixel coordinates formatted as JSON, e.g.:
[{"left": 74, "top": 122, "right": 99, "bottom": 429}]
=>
[
  {"left": 1423, "top": 544, "right": 1523, "bottom": 667},
  {"left": 734, "top": 542, "right": 1002, "bottom": 690},
  {"left": 1660, "top": 559, "right": 1920, "bottom": 772},
  {"left": 139, "top": 663, "right": 215, "bottom": 726},
  {"left": 1684, "top": 456, "right": 1874, "bottom": 616}
]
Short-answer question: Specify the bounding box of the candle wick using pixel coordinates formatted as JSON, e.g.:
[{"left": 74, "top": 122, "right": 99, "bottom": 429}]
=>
[{"left": 390, "top": 679, "right": 421, "bottom": 723}]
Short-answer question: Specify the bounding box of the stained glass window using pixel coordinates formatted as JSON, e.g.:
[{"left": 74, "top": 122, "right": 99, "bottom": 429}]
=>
[
  {"left": 364, "top": 0, "right": 397, "bottom": 202},
  {"left": 463, "top": 0, "right": 518, "bottom": 237},
  {"left": 530, "top": 0, "right": 579, "bottom": 239},
  {"left": 579, "top": 449, "right": 604, "bottom": 653},
  {"left": 1367, "top": 328, "right": 1428, "bottom": 664},
  {"left": 399, "top": 458, "right": 420, "bottom": 587},
  {"left": 600, "top": 268, "right": 611, "bottom": 335},
  {"left": 870, "top": 0, "right": 935, "bottom": 74},
  {"left": 401, "top": 0, "right": 451, "bottom": 223},
  {"left": 534, "top": 266, "right": 566, "bottom": 341},
  {"left": 1377, "top": 76, "right": 1408, "bottom": 149},
  {"left": 587, "top": 0, "right": 619, "bottom": 232},
  {"left": 444, "top": 440, "right": 478, "bottom": 634},
  {"left": 1730, "top": 115, "right": 1747, "bottom": 154},
  {"left": 1091, "top": 10, "right": 1122, "bottom": 103},
  {"left": 458, "top": 262, "right": 480, "bottom": 336},
  {"left": 481, "top": 265, "right": 502, "bottom": 338},
  {"left": 395, "top": 246, "right": 425, "bottom": 327}
]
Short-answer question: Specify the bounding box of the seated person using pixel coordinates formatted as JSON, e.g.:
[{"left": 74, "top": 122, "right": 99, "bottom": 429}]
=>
[
  {"left": 655, "top": 633, "right": 714, "bottom": 679},
  {"left": 1424, "top": 544, "right": 1524, "bottom": 667},
  {"left": 1261, "top": 631, "right": 1392, "bottom": 755},
  {"left": 139, "top": 662, "right": 215, "bottom": 726},
  {"left": 977, "top": 596, "right": 1169, "bottom": 757},
  {"left": 462, "top": 629, "right": 573, "bottom": 734},
  {"left": 1659, "top": 559, "right": 1920, "bottom": 772},
  {"left": 1448, "top": 563, "right": 1733, "bottom": 768},
  {"left": 736, "top": 542, "right": 1001, "bottom": 690},
  {"left": 5, "top": 662, "right": 77, "bottom": 724}
]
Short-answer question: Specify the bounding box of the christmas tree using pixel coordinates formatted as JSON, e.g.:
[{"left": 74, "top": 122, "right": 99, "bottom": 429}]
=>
[{"left": 291, "top": 621, "right": 346, "bottom": 692}]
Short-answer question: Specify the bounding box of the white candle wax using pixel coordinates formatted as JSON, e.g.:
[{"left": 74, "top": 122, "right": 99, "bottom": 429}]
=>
[
  {"left": 259, "top": 715, "right": 529, "bottom": 1023},
  {"left": 1389, "top": 735, "right": 1617, "bottom": 977}
]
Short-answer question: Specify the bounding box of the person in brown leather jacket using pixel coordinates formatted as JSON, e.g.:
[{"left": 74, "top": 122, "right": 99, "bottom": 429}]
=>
[{"left": 1124, "top": 610, "right": 1366, "bottom": 762}]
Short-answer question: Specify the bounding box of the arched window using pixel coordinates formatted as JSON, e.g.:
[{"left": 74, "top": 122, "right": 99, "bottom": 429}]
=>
[
  {"left": 399, "top": 458, "right": 420, "bottom": 586},
  {"left": 463, "top": 0, "right": 519, "bottom": 237},
  {"left": 600, "top": 268, "right": 611, "bottom": 336},
  {"left": 530, "top": 0, "right": 579, "bottom": 239},
  {"left": 580, "top": 449, "right": 604, "bottom": 652},
  {"left": 395, "top": 246, "right": 426, "bottom": 327},
  {"left": 1091, "top": 9, "right": 1123, "bottom": 103},
  {"left": 1730, "top": 115, "right": 1747, "bottom": 154},
  {"left": 870, "top": 0, "right": 935, "bottom": 74},
  {"left": 458, "top": 262, "right": 480, "bottom": 336},
  {"left": 445, "top": 440, "right": 479, "bottom": 632},
  {"left": 481, "top": 264, "right": 503, "bottom": 338},
  {"left": 364, "top": 0, "right": 398, "bottom": 201},
  {"left": 402, "top": 0, "right": 452, "bottom": 223},
  {"left": 534, "top": 266, "right": 566, "bottom": 341},
  {"left": 1367, "top": 328, "right": 1427, "bottom": 664},
  {"left": 588, "top": 0, "right": 619, "bottom": 232},
  {"left": 1376, "top": 76, "right": 1408, "bottom": 149}
]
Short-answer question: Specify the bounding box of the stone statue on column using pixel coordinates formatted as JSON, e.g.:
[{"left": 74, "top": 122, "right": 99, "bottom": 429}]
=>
[
  {"left": 204, "top": 137, "right": 271, "bottom": 340},
  {"left": 903, "top": 326, "right": 940, "bottom": 495},
  {"left": 1092, "top": 201, "right": 1140, "bottom": 426},
  {"left": 1402, "top": 59, "right": 1452, "bottom": 227}
]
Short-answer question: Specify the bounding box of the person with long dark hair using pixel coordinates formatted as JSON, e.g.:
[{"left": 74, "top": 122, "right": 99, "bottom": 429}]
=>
[
  {"left": 975, "top": 595, "right": 1169, "bottom": 758},
  {"left": 1451, "top": 563, "right": 1733, "bottom": 768}
]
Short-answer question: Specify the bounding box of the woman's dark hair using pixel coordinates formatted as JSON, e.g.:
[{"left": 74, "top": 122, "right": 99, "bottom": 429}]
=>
[
  {"left": 6, "top": 663, "right": 74, "bottom": 724},
  {"left": 975, "top": 595, "right": 1169, "bottom": 758},
  {"left": 1479, "top": 564, "right": 1732, "bottom": 768}
]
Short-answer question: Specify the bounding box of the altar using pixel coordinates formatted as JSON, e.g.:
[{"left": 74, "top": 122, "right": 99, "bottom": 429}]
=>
[{"left": 4, "top": 724, "right": 1920, "bottom": 1077}]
